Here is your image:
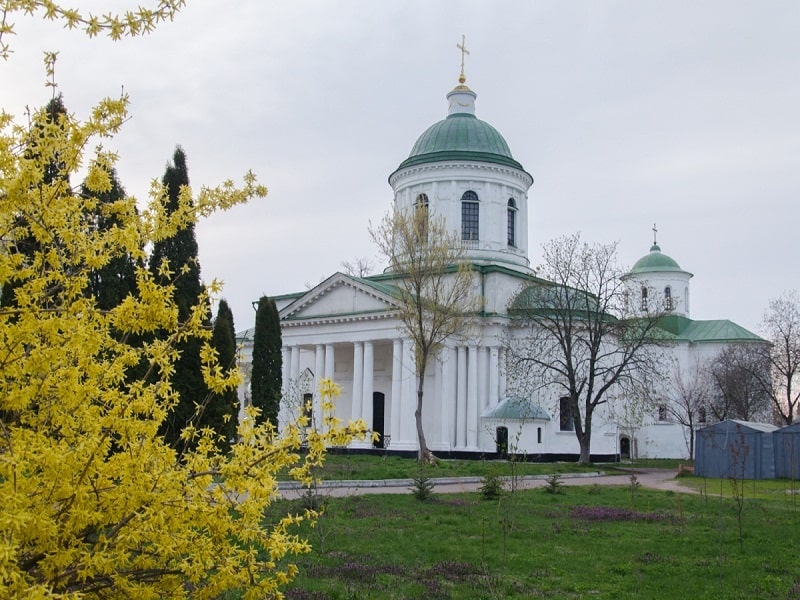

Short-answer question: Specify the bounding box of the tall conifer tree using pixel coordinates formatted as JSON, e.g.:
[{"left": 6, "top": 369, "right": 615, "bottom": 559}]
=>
[
  {"left": 150, "top": 147, "right": 210, "bottom": 449},
  {"left": 209, "top": 299, "right": 239, "bottom": 453},
  {"left": 81, "top": 167, "right": 138, "bottom": 310},
  {"left": 251, "top": 296, "right": 283, "bottom": 426},
  {"left": 2, "top": 94, "right": 70, "bottom": 309}
]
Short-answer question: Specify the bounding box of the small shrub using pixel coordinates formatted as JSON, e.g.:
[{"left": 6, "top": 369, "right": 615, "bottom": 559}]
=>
[
  {"left": 479, "top": 472, "right": 504, "bottom": 500},
  {"left": 544, "top": 473, "right": 564, "bottom": 495},
  {"left": 300, "top": 487, "right": 327, "bottom": 512},
  {"left": 411, "top": 473, "right": 435, "bottom": 501},
  {"left": 628, "top": 473, "right": 640, "bottom": 507}
]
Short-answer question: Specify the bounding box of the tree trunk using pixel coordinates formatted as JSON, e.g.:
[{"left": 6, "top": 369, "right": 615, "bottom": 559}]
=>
[
  {"left": 577, "top": 401, "right": 592, "bottom": 464},
  {"left": 415, "top": 360, "right": 435, "bottom": 464},
  {"left": 578, "top": 436, "right": 591, "bottom": 465}
]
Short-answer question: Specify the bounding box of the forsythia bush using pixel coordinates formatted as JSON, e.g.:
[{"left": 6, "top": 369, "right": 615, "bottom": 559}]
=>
[{"left": 0, "top": 5, "right": 371, "bottom": 596}]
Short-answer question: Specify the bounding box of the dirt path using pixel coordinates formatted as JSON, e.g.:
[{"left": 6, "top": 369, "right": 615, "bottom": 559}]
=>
[{"left": 279, "top": 468, "right": 697, "bottom": 499}]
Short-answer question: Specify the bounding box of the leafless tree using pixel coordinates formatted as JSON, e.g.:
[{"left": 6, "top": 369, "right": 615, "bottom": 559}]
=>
[
  {"left": 758, "top": 290, "right": 800, "bottom": 424},
  {"left": 707, "top": 344, "right": 772, "bottom": 422},
  {"left": 370, "top": 206, "right": 478, "bottom": 463},
  {"left": 340, "top": 256, "right": 376, "bottom": 278},
  {"left": 667, "top": 359, "right": 711, "bottom": 458},
  {"left": 506, "top": 233, "right": 670, "bottom": 464}
]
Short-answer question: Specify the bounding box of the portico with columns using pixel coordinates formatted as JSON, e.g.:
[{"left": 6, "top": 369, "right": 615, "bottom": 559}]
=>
[{"left": 273, "top": 272, "right": 516, "bottom": 454}]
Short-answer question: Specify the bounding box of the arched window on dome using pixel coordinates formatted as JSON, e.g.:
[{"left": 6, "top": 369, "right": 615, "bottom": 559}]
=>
[
  {"left": 415, "top": 193, "right": 429, "bottom": 243},
  {"left": 640, "top": 287, "right": 648, "bottom": 311},
  {"left": 461, "top": 190, "right": 479, "bottom": 243},
  {"left": 507, "top": 198, "right": 517, "bottom": 248},
  {"left": 664, "top": 286, "right": 673, "bottom": 311}
]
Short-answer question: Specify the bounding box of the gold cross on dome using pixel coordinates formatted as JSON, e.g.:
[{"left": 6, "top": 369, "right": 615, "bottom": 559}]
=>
[
  {"left": 652, "top": 223, "right": 658, "bottom": 245},
  {"left": 457, "top": 34, "right": 469, "bottom": 83}
]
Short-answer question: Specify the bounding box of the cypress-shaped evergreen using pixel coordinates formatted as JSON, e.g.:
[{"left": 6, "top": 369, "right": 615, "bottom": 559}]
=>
[
  {"left": 208, "top": 299, "right": 239, "bottom": 453},
  {"left": 2, "top": 94, "right": 70, "bottom": 309},
  {"left": 250, "top": 296, "right": 283, "bottom": 426},
  {"left": 82, "top": 167, "right": 138, "bottom": 310},
  {"left": 150, "top": 147, "right": 210, "bottom": 449}
]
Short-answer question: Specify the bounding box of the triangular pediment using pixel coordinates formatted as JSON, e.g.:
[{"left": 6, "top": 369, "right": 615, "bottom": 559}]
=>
[{"left": 280, "top": 272, "right": 400, "bottom": 323}]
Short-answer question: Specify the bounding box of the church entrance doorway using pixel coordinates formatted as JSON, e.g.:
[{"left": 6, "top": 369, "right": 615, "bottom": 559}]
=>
[
  {"left": 496, "top": 426, "right": 509, "bottom": 457},
  {"left": 372, "top": 392, "right": 385, "bottom": 448},
  {"left": 620, "top": 436, "right": 631, "bottom": 459}
]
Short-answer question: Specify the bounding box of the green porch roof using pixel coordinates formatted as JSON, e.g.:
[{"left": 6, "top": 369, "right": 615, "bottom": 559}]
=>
[
  {"left": 657, "top": 315, "right": 764, "bottom": 343},
  {"left": 482, "top": 397, "right": 551, "bottom": 421}
]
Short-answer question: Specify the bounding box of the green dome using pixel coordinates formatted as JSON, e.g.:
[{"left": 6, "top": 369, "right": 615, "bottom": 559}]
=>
[
  {"left": 395, "top": 113, "right": 525, "bottom": 171},
  {"left": 630, "top": 244, "right": 683, "bottom": 273}
]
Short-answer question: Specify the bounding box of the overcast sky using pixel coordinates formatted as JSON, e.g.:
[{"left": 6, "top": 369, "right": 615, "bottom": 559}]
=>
[{"left": 3, "top": 1, "right": 798, "bottom": 333}]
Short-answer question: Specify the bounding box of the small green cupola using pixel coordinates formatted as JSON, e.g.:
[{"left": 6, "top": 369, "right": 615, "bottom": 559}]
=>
[
  {"left": 630, "top": 243, "right": 684, "bottom": 274},
  {"left": 623, "top": 229, "right": 693, "bottom": 318}
]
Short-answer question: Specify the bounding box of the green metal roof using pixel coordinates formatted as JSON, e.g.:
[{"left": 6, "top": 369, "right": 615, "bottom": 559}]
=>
[
  {"left": 393, "top": 113, "right": 526, "bottom": 172},
  {"left": 509, "top": 282, "right": 613, "bottom": 322},
  {"left": 482, "top": 397, "right": 551, "bottom": 421},
  {"left": 630, "top": 244, "right": 687, "bottom": 274},
  {"left": 657, "top": 315, "right": 765, "bottom": 343},
  {"left": 353, "top": 277, "right": 402, "bottom": 300}
]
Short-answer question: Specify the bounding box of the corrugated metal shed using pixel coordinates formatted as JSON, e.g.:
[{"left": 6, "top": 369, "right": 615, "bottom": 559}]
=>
[
  {"left": 695, "top": 420, "right": 778, "bottom": 479},
  {"left": 773, "top": 422, "right": 800, "bottom": 479}
]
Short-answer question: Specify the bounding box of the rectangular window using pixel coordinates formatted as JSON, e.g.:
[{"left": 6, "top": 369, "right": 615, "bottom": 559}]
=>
[
  {"left": 461, "top": 201, "right": 479, "bottom": 241},
  {"left": 559, "top": 396, "right": 574, "bottom": 432}
]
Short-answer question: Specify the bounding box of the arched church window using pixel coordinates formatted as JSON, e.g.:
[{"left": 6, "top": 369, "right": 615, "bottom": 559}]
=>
[
  {"left": 507, "top": 198, "right": 517, "bottom": 248},
  {"left": 302, "top": 393, "right": 313, "bottom": 427},
  {"left": 415, "top": 193, "right": 429, "bottom": 243},
  {"left": 664, "top": 286, "right": 673, "bottom": 310},
  {"left": 640, "top": 287, "right": 648, "bottom": 311},
  {"left": 461, "top": 190, "right": 479, "bottom": 242}
]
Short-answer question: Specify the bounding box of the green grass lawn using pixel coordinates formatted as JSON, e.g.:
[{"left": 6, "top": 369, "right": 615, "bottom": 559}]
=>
[
  {"left": 297, "top": 453, "right": 687, "bottom": 481},
  {"left": 266, "top": 480, "right": 800, "bottom": 599}
]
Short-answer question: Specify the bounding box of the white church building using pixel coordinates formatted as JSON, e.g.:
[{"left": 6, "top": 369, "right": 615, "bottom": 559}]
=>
[{"left": 237, "top": 68, "right": 764, "bottom": 461}]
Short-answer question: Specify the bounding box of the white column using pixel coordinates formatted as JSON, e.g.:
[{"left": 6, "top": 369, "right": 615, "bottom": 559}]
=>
[
  {"left": 456, "top": 346, "right": 467, "bottom": 448},
  {"left": 324, "top": 344, "right": 335, "bottom": 381},
  {"left": 435, "top": 354, "right": 444, "bottom": 449},
  {"left": 391, "top": 339, "right": 402, "bottom": 443},
  {"left": 314, "top": 344, "right": 324, "bottom": 429},
  {"left": 499, "top": 347, "right": 507, "bottom": 400},
  {"left": 290, "top": 346, "right": 300, "bottom": 383},
  {"left": 478, "top": 346, "right": 489, "bottom": 411},
  {"left": 362, "top": 341, "right": 374, "bottom": 434},
  {"left": 489, "top": 346, "right": 500, "bottom": 408},
  {"left": 281, "top": 347, "right": 290, "bottom": 395},
  {"left": 402, "top": 338, "right": 416, "bottom": 445},
  {"left": 441, "top": 345, "right": 456, "bottom": 448},
  {"left": 467, "top": 345, "right": 479, "bottom": 448},
  {"left": 287, "top": 345, "right": 301, "bottom": 424},
  {"left": 278, "top": 346, "right": 291, "bottom": 429},
  {"left": 352, "top": 342, "right": 364, "bottom": 421}
]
